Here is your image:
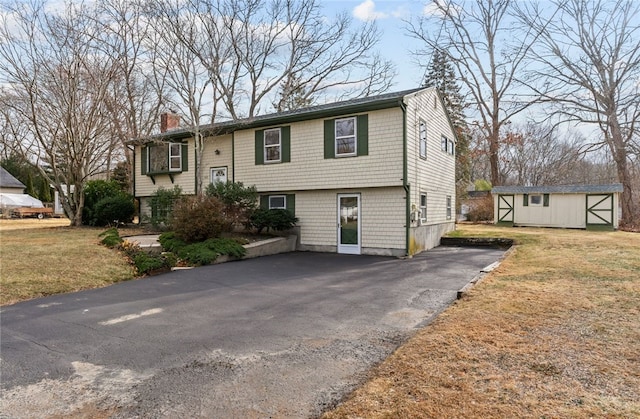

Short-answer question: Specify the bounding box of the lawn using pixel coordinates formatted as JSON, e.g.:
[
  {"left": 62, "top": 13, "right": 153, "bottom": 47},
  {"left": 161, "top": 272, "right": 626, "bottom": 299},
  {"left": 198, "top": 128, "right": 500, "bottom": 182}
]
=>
[
  {"left": 324, "top": 225, "right": 640, "bottom": 418},
  {"left": 0, "top": 220, "right": 139, "bottom": 306}
]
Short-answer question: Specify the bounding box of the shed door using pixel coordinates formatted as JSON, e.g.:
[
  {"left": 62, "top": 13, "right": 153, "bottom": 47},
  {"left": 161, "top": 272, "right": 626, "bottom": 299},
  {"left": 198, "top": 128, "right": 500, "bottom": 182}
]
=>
[
  {"left": 497, "top": 194, "right": 514, "bottom": 223},
  {"left": 586, "top": 194, "right": 614, "bottom": 228}
]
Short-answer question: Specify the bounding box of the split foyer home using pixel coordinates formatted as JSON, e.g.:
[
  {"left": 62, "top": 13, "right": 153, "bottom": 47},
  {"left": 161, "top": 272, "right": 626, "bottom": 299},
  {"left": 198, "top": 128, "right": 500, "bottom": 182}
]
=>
[{"left": 133, "top": 87, "right": 457, "bottom": 256}]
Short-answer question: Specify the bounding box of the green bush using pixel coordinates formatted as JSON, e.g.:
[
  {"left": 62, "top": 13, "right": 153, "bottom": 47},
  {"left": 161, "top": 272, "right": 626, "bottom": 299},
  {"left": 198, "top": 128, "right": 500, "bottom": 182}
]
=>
[
  {"left": 249, "top": 208, "right": 298, "bottom": 234},
  {"left": 146, "top": 186, "right": 182, "bottom": 229},
  {"left": 98, "top": 227, "right": 123, "bottom": 248},
  {"left": 170, "top": 195, "right": 231, "bottom": 243},
  {"left": 83, "top": 180, "right": 129, "bottom": 225},
  {"left": 92, "top": 195, "right": 135, "bottom": 227},
  {"left": 133, "top": 252, "right": 171, "bottom": 275},
  {"left": 205, "top": 181, "right": 258, "bottom": 227},
  {"left": 159, "top": 232, "right": 246, "bottom": 265}
]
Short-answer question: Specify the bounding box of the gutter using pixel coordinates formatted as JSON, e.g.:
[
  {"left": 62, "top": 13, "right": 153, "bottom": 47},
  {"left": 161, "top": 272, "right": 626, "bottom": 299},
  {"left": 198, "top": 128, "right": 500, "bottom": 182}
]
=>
[{"left": 400, "top": 99, "right": 410, "bottom": 257}]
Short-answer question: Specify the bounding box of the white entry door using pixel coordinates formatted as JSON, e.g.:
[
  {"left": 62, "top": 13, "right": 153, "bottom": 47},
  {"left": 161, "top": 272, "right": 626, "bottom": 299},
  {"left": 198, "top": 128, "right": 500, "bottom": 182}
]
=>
[{"left": 337, "top": 194, "right": 361, "bottom": 254}]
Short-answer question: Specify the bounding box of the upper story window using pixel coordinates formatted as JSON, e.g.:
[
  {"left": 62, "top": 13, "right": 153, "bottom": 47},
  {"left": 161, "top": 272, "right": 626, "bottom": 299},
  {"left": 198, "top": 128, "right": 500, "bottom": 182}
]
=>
[
  {"left": 255, "top": 126, "right": 290, "bottom": 165},
  {"left": 419, "top": 120, "right": 427, "bottom": 159},
  {"left": 143, "top": 142, "right": 187, "bottom": 175},
  {"left": 264, "top": 128, "right": 281, "bottom": 163},
  {"left": 324, "top": 115, "right": 368, "bottom": 159},
  {"left": 447, "top": 139, "right": 455, "bottom": 155},
  {"left": 441, "top": 135, "right": 448, "bottom": 152},
  {"left": 335, "top": 117, "right": 357, "bottom": 157}
]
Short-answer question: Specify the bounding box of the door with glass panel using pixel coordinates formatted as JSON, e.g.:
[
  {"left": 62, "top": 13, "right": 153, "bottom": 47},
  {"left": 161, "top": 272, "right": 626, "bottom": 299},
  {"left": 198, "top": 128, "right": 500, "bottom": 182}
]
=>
[{"left": 337, "top": 194, "right": 361, "bottom": 254}]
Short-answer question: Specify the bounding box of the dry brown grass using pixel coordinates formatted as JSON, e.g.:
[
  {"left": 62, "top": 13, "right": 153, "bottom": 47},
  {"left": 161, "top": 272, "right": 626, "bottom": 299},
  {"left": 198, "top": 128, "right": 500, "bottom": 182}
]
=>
[
  {"left": 0, "top": 223, "right": 140, "bottom": 306},
  {"left": 324, "top": 225, "right": 640, "bottom": 419}
]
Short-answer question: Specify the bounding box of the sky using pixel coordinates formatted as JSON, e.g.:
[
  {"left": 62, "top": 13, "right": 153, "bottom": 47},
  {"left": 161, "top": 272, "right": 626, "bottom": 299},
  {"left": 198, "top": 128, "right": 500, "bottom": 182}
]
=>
[{"left": 321, "top": 0, "right": 430, "bottom": 91}]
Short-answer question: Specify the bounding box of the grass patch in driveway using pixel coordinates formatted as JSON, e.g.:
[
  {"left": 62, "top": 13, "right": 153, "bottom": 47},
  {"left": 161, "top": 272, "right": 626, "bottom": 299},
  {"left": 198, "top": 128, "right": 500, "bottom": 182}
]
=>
[
  {"left": 0, "top": 225, "right": 138, "bottom": 306},
  {"left": 323, "top": 225, "right": 640, "bottom": 418}
]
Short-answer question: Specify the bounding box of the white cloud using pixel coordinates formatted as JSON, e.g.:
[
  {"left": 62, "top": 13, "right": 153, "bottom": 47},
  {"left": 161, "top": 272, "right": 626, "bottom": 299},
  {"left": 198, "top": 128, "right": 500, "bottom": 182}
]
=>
[{"left": 353, "top": 0, "right": 388, "bottom": 22}]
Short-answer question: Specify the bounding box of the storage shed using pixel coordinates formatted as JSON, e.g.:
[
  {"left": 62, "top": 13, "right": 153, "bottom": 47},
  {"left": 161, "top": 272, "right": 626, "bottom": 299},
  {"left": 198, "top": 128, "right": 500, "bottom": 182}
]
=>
[{"left": 492, "top": 184, "right": 623, "bottom": 230}]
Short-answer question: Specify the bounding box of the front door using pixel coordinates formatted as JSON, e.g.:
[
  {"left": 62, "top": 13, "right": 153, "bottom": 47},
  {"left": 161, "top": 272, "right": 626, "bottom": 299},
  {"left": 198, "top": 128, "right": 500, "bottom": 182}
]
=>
[{"left": 337, "top": 194, "right": 361, "bottom": 254}]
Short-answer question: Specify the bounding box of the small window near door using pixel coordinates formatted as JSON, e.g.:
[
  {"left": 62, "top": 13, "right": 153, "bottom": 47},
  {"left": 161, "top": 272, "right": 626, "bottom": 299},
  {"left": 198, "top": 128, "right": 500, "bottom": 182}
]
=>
[
  {"left": 269, "top": 195, "right": 286, "bottom": 209},
  {"left": 420, "top": 193, "right": 427, "bottom": 222},
  {"left": 210, "top": 167, "right": 227, "bottom": 184}
]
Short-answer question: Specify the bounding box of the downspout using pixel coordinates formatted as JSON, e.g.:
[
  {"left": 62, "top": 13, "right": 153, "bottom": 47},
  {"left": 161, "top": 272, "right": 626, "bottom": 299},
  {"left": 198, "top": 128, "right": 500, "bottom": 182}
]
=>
[
  {"left": 129, "top": 144, "right": 139, "bottom": 224},
  {"left": 400, "top": 99, "right": 411, "bottom": 257},
  {"left": 232, "top": 131, "right": 235, "bottom": 182}
]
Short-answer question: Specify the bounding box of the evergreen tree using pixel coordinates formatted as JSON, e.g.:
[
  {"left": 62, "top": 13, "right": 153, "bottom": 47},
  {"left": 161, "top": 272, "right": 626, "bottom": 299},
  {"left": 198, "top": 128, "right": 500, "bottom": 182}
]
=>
[
  {"left": 273, "top": 74, "right": 314, "bottom": 112},
  {"left": 25, "top": 172, "right": 37, "bottom": 198},
  {"left": 423, "top": 49, "right": 471, "bottom": 192},
  {"left": 38, "top": 179, "right": 52, "bottom": 202}
]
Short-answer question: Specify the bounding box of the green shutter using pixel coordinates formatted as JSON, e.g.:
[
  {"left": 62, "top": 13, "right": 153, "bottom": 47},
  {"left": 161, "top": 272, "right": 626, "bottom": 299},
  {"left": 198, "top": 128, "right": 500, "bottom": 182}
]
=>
[
  {"left": 181, "top": 144, "right": 188, "bottom": 171},
  {"left": 255, "top": 130, "right": 264, "bottom": 165},
  {"left": 260, "top": 195, "right": 269, "bottom": 209},
  {"left": 281, "top": 126, "right": 291, "bottom": 163},
  {"left": 357, "top": 114, "right": 368, "bottom": 156},
  {"left": 523, "top": 194, "right": 529, "bottom": 206},
  {"left": 324, "top": 119, "right": 335, "bottom": 159},
  {"left": 286, "top": 194, "right": 295, "bottom": 215},
  {"left": 141, "top": 146, "right": 148, "bottom": 175},
  {"left": 543, "top": 194, "right": 550, "bottom": 207}
]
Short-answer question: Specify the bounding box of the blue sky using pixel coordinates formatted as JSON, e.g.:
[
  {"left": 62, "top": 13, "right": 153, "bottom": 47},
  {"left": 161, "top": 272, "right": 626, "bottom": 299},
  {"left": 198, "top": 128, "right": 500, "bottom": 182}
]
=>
[{"left": 322, "top": 0, "right": 429, "bottom": 91}]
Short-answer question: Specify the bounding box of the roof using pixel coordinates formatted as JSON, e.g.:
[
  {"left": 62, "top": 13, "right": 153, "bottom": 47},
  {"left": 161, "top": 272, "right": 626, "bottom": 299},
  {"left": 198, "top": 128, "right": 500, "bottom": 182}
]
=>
[
  {"left": 144, "top": 87, "right": 428, "bottom": 142},
  {"left": 491, "top": 184, "right": 624, "bottom": 194},
  {"left": 0, "top": 166, "right": 26, "bottom": 189}
]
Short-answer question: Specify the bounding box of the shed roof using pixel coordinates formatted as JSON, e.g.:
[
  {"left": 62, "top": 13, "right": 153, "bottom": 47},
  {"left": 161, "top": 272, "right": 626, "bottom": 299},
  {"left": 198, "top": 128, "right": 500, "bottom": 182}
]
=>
[
  {"left": 0, "top": 166, "right": 26, "bottom": 189},
  {"left": 139, "top": 87, "right": 427, "bottom": 143},
  {"left": 491, "top": 184, "right": 623, "bottom": 194}
]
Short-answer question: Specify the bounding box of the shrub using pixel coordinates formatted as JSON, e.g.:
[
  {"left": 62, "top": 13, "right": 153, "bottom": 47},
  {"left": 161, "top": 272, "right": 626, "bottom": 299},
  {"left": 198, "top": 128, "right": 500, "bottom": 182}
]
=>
[
  {"left": 159, "top": 232, "right": 246, "bottom": 265},
  {"left": 205, "top": 181, "right": 258, "bottom": 227},
  {"left": 92, "top": 195, "right": 135, "bottom": 227},
  {"left": 83, "top": 180, "right": 129, "bottom": 225},
  {"left": 99, "top": 227, "right": 123, "bottom": 248},
  {"left": 249, "top": 208, "right": 298, "bottom": 234},
  {"left": 467, "top": 195, "right": 494, "bottom": 222},
  {"left": 146, "top": 186, "right": 182, "bottom": 229},
  {"left": 133, "top": 252, "right": 171, "bottom": 275},
  {"left": 170, "top": 195, "right": 231, "bottom": 243}
]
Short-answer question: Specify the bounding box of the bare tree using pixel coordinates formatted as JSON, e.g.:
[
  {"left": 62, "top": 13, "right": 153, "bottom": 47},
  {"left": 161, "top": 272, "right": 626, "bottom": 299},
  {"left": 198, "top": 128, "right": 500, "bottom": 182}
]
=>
[
  {"left": 408, "top": 0, "right": 539, "bottom": 186},
  {"left": 0, "top": 1, "right": 119, "bottom": 225},
  {"left": 148, "top": 0, "right": 395, "bottom": 194},
  {"left": 514, "top": 0, "right": 640, "bottom": 225}
]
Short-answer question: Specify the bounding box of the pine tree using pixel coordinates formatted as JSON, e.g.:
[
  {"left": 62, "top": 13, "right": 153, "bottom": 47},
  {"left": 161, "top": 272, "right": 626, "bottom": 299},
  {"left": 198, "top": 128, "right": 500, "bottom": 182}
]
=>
[
  {"left": 423, "top": 49, "right": 471, "bottom": 189},
  {"left": 25, "top": 172, "right": 37, "bottom": 198},
  {"left": 38, "top": 179, "right": 52, "bottom": 202},
  {"left": 273, "top": 74, "right": 314, "bottom": 112}
]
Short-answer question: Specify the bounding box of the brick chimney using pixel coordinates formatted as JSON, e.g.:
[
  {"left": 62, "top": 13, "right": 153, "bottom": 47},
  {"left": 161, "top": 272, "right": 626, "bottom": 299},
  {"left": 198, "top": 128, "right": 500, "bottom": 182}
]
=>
[{"left": 160, "top": 113, "right": 180, "bottom": 133}]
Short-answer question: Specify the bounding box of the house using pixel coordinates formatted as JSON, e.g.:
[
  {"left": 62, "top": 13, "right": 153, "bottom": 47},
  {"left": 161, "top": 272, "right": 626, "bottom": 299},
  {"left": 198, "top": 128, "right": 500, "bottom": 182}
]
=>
[
  {"left": 133, "top": 87, "right": 457, "bottom": 256},
  {"left": 0, "top": 166, "right": 25, "bottom": 194},
  {"left": 492, "top": 184, "right": 623, "bottom": 230}
]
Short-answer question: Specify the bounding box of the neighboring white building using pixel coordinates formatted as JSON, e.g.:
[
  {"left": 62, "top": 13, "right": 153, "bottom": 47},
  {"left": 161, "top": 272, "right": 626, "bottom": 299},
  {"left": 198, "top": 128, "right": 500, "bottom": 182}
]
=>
[
  {"left": 132, "top": 88, "right": 458, "bottom": 256},
  {"left": 492, "top": 184, "right": 624, "bottom": 230}
]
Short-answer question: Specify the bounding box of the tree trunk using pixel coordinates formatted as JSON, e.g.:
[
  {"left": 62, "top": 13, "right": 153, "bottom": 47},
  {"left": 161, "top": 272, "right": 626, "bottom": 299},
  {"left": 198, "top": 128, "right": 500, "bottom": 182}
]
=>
[{"left": 609, "top": 119, "right": 634, "bottom": 226}]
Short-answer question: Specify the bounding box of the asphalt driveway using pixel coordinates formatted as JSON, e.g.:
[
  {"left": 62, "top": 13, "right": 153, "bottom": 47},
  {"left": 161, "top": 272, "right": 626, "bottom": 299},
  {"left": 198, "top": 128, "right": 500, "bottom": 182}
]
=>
[{"left": 0, "top": 247, "right": 505, "bottom": 418}]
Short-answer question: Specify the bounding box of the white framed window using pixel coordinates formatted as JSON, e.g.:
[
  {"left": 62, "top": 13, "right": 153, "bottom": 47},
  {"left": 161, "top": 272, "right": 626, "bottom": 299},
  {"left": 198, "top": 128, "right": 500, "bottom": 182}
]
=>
[
  {"left": 269, "top": 195, "right": 286, "bottom": 209},
  {"left": 335, "top": 117, "right": 357, "bottom": 156},
  {"left": 169, "top": 143, "right": 182, "bottom": 171},
  {"left": 446, "top": 195, "right": 452, "bottom": 220},
  {"left": 441, "top": 135, "right": 448, "bottom": 152},
  {"left": 210, "top": 167, "right": 227, "bottom": 184},
  {"left": 419, "top": 120, "right": 427, "bottom": 159},
  {"left": 420, "top": 193, "right": 427, "bottom": 221},
  {"left": 447, "top": 139, "right": 455, "bottom": 155},
  {"left": 530, "top": 194, "right": 543, "bottom": 206},
  {"left": 264, "top": 128, "right": 281, "bottom": 163}
]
